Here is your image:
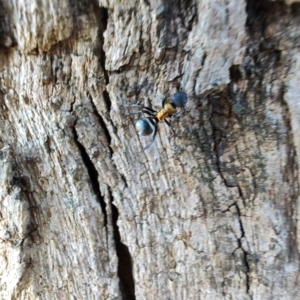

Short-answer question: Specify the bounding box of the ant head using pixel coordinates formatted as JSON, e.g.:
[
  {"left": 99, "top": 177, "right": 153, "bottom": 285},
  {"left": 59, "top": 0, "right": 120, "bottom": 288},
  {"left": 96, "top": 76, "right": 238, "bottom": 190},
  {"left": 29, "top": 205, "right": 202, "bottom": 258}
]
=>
[
  {"left": 171, "top": 91, "right": 187, "bottom": 108},
  {"left": 135, "top": 118, "right": 156, "bottom": 136}
]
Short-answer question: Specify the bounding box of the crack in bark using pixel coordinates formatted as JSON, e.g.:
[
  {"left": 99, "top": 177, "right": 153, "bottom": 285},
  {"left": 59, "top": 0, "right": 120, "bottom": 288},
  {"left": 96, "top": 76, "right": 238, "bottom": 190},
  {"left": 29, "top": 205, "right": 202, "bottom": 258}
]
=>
[
  {"left": 220, "top": 201, "right": 236, "bottom": 213},
  {"left": 210, "top": 93, "right": 251, "bottom": 296},
  {"left": 86, "top": 96, "right": 136, "bottom": 299},
  {"left": 11, "top": 169, "right": 41, "bottom": 246},
  {"left": 241, "top": 1, "right": 300, "bottom": 294},
  {"left": 73, "top": 109, "right": 136, "bottom": 298},
  {"left": 72, "top": 126, "right": 108, "bottom": 228},
  {"left": 110, "top": 188, "right": 136, "bottom": 300},
  {"left": 91, "top": 5, "right": 136, "bottom": 299},
  {"left": 235, "top": 200, "right": 252, "bottom": 299},
  {"left": 92, "top": 4, "right": 110, "bottom": 84},
  {"left": 87, "top": 93, "right": 112, "bottom": 154},
  {"left": 278, "top": 85, "right": 300, "bottom": 263},
  {"left": 209, "top": 97, "right": 229, "bottom": 188}
]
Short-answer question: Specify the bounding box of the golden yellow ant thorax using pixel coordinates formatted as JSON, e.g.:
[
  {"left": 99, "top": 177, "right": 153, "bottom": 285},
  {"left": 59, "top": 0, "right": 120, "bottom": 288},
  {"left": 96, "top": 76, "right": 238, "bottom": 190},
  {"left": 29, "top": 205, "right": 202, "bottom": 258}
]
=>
[{"left": 156, "top": 103, "right": 177, "bottom": 121}]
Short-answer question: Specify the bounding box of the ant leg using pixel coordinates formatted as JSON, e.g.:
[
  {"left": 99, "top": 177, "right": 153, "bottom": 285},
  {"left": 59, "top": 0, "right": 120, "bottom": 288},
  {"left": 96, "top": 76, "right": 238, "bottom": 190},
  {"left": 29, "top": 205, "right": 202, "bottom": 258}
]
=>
[
  {"left": 131, "top": 111, "right": 154, "bottom": 117},
  {"left": 142, "top": 110, "right": 154, "bottom": 117},
  {"left": 141, "top": 125, "right": 158, "bottom": 152},
  {"left": 131, "top": 105, "right": 156, "bottom": 116},
  {"left": 164, "top": 119, "right": 175, "bottom": 134},
  {"left": 162, "top": 94, "right": 167, "bottom": 108},
  {"left": 131, "top": 104, "right": 156, "bottom": 114},
  {"left": 130, "top": 106, "right": 156, "bottom": 116},
  {"left": 143, "top": 106, "right": 156, "bottom": 113},
  {"left": 172, "top": 110, "right": 182, "bottom": 118}
]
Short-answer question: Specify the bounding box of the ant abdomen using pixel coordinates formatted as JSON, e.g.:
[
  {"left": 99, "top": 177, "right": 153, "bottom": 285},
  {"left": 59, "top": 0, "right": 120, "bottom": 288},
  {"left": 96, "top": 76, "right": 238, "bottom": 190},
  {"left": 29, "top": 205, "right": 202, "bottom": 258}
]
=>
[{"left": 135, "top": 117, "right": 155, "bottom": 136}]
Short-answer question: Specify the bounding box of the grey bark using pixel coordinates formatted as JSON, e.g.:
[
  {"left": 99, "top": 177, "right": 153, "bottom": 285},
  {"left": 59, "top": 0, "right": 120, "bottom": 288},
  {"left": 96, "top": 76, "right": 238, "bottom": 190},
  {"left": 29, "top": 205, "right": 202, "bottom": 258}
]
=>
[{"left": 0, "top": 0, "right": 300, "bottom": 299}]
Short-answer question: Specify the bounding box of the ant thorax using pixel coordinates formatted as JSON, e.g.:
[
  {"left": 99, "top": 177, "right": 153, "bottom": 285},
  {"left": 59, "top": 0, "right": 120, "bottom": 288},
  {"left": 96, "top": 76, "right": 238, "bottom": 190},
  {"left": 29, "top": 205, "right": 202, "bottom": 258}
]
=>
[{"left": 156, "top": 103, "right": 176, "bottom": 121}]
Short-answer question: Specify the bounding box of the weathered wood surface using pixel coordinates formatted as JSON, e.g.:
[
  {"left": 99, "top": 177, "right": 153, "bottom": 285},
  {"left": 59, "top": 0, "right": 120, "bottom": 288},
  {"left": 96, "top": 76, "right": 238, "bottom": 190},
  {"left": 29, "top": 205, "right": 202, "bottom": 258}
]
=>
[{"left": 0, "top": 0, "right": 300, "bottom": 299}]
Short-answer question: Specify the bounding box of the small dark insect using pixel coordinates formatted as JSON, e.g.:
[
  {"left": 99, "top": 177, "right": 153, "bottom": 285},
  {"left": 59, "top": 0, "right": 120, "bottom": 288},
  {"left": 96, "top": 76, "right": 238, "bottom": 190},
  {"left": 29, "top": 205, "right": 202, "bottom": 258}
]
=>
[{"left": 132, "top": 91, "right": 188, "bottom": 151}]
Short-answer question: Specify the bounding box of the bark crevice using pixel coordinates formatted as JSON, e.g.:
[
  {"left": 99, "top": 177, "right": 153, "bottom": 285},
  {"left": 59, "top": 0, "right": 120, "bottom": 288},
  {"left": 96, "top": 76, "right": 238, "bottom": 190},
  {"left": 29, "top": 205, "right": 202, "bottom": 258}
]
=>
[
  {"left": 11, "top": 164, "right": 41, "bottom": 246},
  {"left": 88, "top": 93, "right": 112, "bottom": 151},
  {"left": 235, "top": 193, "right": 251, "bottom": 296},
  {"left": 72, "top": 126, "right": 108, "bottom": 228},
  {"left": 93, "top": 4, "right": 109, "bottom": 85},
  {"left": 92, "top": 6, "right": 136, "bottom": 299},
  {"left": 210, "top": 88, "right": 251, "bottom": 295},
  {"left": 111, "top": 190, "right": 136, "bottom": 300}
]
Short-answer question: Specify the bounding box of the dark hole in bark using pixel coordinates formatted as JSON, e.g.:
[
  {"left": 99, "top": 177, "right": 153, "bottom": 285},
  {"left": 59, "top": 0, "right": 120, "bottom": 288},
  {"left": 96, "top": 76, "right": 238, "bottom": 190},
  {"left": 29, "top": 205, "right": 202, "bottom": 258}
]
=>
[{"left": 229, "top": 65, "right": 242, "bottom": 82}]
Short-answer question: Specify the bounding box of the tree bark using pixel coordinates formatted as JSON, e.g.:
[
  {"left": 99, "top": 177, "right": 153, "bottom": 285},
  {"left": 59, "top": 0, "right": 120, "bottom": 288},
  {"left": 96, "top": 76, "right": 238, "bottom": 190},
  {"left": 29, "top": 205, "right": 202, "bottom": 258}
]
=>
[{"left": 0, "top": 0, "right": 300, "bottom": 299}]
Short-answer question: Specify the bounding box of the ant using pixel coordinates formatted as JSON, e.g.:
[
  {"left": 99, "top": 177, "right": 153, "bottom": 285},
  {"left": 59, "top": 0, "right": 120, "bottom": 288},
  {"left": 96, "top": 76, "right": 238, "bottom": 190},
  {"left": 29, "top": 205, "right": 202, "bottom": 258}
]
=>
[{"left": 132, "top": 91, "right": 188, "bottom": 151}]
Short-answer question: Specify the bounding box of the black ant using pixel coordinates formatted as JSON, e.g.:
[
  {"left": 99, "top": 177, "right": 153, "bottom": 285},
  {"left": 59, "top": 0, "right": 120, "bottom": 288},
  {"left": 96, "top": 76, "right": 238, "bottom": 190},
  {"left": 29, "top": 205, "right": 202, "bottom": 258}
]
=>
[{"left": 132, "top": 91, "right": 188, "bottom": 151}]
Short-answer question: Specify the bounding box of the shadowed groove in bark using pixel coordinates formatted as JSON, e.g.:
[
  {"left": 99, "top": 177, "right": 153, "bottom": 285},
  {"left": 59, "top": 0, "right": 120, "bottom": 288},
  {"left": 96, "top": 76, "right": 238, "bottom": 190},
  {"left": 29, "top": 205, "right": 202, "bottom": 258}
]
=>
[
  {"left": 92, "top": 4, "right": 111, "bottom": 111},
  {"left": 278, "top": 86, "right": 300, "bottom": 264},
  {"left": 72, "top": 126, "right": 108, "bottom": 228},
  {"left": 90, "top": 90, "right": 136, "bottom": 299},
  {"left": 210, "top": 92, "right": 251, "bottom": 295},
  {"left": 74, "top": 94, "right": 136, "bottom": 298},
  {"left": 111, "top": 191, "right": 136, "bottom": 300},
  {"left": 236, "top": 189, "right": 250, "bottom": 296},
  {"left": 91, "top": 5, "right": 136, "bottom": 299},
  {"left": 90, "top": 91, "right": 135, "bottom": 300},
  {"left": 9, "top": 162, "right": 41, "bottom": 246},
  {"left": 0, "top": 1, "right": 14, "bottom": 49},
  {"left": 88, "top": 93, "right": 112, "bottom": 152},
  {"left": 245, "top": 0, "right": 300, "bottom": 273},
  {"left": 159, "top": 0, "right": 196, "bottom": 48},
  {"left": 229, "top": 65, "right": 242, "bottom": 83},
  {"left": 90, "top": 2, "right": 112, "bottom": 125},
  {"left": 209, "top": 92, "right": 230, "bottom": 187},
  {"left": 103, "top": 90, "right": 112, "bottom": 114},
  {"left": 96, "top": 6, "right": 109, "bottom": 84}
]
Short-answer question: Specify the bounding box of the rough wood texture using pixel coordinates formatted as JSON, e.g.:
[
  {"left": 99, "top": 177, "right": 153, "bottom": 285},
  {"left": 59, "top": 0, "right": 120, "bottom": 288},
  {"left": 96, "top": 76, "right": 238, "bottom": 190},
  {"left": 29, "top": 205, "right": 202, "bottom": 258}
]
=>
[{"left": 0, "top": 0, "right": 300, "bottom": 299}]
